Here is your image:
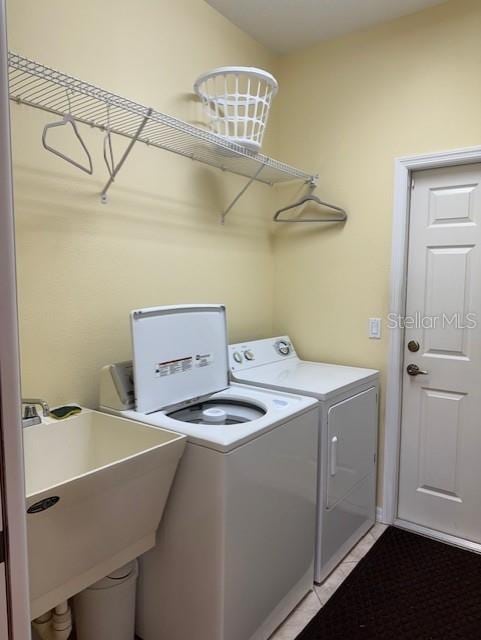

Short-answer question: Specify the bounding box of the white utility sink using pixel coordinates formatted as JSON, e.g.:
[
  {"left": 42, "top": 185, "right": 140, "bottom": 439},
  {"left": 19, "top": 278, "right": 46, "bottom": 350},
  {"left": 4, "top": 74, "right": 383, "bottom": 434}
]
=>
[{"left": 24, "top": 408, "right": 186, "bottom": 619}]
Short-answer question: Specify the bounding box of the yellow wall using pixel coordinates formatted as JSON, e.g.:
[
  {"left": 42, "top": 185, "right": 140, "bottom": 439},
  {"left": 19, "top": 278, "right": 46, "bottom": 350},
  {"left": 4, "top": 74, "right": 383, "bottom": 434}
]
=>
[
  {"left": 272, "top": 0, "right": 481, "bottom": 496},
  {"left": 7, "top": 0, "right": 277, "bottom": 408},
  {"left": 9, "top": 0, "right": 481, "bottom": 501}
]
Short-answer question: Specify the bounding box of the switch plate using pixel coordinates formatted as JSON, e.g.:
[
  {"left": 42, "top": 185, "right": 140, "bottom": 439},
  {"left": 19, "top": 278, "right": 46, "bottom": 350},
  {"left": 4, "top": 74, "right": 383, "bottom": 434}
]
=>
[{"left": 368, "top": 318, "right": 382, "bottom": 339}]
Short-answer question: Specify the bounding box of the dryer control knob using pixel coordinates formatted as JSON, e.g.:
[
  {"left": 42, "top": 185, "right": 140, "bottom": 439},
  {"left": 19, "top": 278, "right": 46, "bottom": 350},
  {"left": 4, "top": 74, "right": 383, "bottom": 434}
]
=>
[
  {"left": 244, "top": 350, "right": 255, "bottom": 361},
  {"left": 275, "top": 340, "right": 291, "bottom": 356},
  {"left": 233, "top": 351, "right": 243, "bottom": 364}
]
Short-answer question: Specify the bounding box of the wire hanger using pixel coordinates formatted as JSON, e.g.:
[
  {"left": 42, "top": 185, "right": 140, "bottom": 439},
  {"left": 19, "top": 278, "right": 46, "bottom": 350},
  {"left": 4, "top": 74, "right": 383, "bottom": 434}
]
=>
[
  {"left": 42, "top": 89, "right": 93, "bottom": 174},
  {"left": 274, "top": 193, "right": 347, "bottom": 223},
  {"left": 103, "top": 102, "right": 116, "bottom": 178}
]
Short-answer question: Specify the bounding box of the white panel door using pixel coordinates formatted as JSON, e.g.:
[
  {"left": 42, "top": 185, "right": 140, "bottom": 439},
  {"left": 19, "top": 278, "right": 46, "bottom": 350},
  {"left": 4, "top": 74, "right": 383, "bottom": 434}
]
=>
[
  {"left": 0, "top": 0, "right": 34, "bottom": 635},
  {"left": 397, "top": 163, "right": 481, "bottom": 543}
]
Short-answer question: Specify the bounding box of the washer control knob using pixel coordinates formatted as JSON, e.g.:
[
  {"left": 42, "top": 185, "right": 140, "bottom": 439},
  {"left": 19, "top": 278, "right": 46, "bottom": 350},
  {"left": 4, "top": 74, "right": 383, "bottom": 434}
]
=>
[
  {"left": 275, "top": 340, "right": 291, "bottom": 356},
  {"left": 244, "top": 350, "right": 255, "bottom": 361},
  {"left": 232, "top": 351, "right": 243, "bottom": 364}
]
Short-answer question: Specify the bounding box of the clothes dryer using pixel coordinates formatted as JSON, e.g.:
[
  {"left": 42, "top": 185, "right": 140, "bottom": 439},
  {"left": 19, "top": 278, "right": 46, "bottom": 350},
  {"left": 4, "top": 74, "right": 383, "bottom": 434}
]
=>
[{"left": 229, "top": 336, "right": 379, "bottom": 583}]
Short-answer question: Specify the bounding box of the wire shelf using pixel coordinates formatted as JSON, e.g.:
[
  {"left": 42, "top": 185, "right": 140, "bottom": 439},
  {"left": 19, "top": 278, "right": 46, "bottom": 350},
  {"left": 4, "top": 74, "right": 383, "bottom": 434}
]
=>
[{"left": 8, "top": 52, "right": 317, "bottom": 189}]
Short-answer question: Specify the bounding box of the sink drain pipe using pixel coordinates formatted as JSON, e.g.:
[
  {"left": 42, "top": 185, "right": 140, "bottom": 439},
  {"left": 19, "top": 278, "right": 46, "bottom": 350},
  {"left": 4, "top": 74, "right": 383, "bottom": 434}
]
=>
[{"left": 32, "top": 601, "right": 72, "bottom": 640}]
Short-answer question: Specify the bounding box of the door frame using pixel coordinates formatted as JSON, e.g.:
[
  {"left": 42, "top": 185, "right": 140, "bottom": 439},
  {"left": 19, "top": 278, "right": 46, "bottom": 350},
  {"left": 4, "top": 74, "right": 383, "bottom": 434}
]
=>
[
  {"left": 382, "top": 146, "right": 481, "bottom": 541},
  {"left": 0, "top": 1, "right": 32, "bottom": 636}
]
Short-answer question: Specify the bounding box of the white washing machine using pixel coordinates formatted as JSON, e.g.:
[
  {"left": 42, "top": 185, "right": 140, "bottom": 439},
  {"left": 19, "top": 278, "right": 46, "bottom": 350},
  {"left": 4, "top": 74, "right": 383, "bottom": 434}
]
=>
[
  {"left": 99, "top": 307, "right": 319, "bottom": 640},
  {"left": 229, "top": 336, "right": 379, "bottom": 584}
]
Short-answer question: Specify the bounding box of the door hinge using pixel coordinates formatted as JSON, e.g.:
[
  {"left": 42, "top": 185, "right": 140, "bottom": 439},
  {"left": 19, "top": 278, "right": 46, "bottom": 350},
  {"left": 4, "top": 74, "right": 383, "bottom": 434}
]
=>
[
  {"left": 411, "top": 176, "right": 415, "bottom": 190},
  {"left": 0, "top": 530, "right": 5, "bottom": 564},
  {"left": 374, "top": 452, "right": 377, "bottom": 465}
]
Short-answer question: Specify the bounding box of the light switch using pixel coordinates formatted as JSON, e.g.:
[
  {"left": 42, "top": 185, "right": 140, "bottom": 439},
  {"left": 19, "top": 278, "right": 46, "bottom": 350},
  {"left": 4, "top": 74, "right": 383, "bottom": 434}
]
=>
[{"left": 368, "top": 318, "right": 382, "bottom": 339}]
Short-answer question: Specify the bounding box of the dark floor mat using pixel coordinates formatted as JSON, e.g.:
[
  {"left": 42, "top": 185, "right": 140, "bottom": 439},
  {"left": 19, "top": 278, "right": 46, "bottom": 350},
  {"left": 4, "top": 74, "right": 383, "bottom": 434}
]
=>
[{"left": 296, "top": 526, "right": 481, "bottom": 640}]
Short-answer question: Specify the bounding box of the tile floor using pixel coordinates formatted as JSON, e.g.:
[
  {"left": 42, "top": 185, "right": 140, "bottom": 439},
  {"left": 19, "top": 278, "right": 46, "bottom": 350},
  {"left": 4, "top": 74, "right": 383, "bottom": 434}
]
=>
[{"left": 270, "top": 523, "right": 388, "bottom": 640}]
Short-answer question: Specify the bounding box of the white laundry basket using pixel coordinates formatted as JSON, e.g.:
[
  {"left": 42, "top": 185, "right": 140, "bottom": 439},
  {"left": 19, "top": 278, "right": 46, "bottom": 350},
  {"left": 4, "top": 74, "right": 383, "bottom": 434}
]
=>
[
  {"left": 73, "top": 560, "right": 138, "bottom": 640},
  {"left": 194, "top": 66, "right": 278, "bottom": 153}
]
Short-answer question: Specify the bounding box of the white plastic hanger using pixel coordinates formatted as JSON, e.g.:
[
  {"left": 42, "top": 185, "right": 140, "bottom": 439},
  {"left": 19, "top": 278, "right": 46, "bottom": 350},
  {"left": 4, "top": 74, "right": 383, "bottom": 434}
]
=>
[
  {"left": 103, "top": 102, "right": 116, "bottom": 178},
  {"left": 42, "top": 90, "right": 93, "bottom": 175},
  {"left": 274, "top": 193, "right": 347, "bottom": 223}
]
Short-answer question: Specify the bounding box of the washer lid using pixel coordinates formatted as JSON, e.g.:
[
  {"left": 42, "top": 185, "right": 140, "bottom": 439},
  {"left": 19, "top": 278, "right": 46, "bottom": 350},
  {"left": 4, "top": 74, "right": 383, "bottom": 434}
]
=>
[{"left": 131, "top": 305, "right": 229, "bottom": 414}]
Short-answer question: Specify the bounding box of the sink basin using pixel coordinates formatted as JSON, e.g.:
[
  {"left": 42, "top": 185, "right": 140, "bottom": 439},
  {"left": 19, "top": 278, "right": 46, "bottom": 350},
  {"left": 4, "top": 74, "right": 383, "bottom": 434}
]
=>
[{"left": 24, "top": 408, "right": 186, "bottom": 618}]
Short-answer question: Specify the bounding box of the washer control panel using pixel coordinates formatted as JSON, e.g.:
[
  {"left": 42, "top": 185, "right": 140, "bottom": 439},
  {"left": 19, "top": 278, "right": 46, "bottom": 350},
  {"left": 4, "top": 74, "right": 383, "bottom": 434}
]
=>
[{"left": 228, "top": 336, "right": 297, "bottom": 371}]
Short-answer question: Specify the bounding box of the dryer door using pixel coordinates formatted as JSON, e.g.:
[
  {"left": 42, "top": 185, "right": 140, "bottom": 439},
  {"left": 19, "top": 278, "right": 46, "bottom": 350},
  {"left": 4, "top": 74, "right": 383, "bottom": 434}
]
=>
[{"left": 327, "top": 387, "right": 378, "bottom": 509}]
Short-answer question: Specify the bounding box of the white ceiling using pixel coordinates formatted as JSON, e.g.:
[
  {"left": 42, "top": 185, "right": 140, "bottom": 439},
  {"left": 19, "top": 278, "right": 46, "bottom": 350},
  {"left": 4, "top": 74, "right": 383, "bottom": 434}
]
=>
[{"left": 205, "top": 0, "right": 448, "bottom": 54}]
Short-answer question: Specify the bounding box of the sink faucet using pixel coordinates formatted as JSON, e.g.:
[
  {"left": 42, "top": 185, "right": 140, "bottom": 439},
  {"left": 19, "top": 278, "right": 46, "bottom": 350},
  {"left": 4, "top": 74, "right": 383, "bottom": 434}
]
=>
[{"left": 21, "top": 398, "right": 50, "bottom": 427}]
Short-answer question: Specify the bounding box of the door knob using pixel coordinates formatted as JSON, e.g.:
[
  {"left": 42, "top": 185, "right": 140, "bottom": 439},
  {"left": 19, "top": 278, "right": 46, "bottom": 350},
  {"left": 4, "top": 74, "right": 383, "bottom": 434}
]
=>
[{"left": 406, "top": 363, "right": 428, "bottom": 376}]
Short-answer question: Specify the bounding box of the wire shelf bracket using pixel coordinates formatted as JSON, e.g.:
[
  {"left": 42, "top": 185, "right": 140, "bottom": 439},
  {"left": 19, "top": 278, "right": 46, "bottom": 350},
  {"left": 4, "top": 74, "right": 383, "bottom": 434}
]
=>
[
  {"left": 221, "top": 164, "right": 265, "bottom": 223},
  {"left": 100, "top": 109, "right": 152, "bottom": 204},
  {"left": 8, "top": 52, "right": 318, "bottom": 219}
]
